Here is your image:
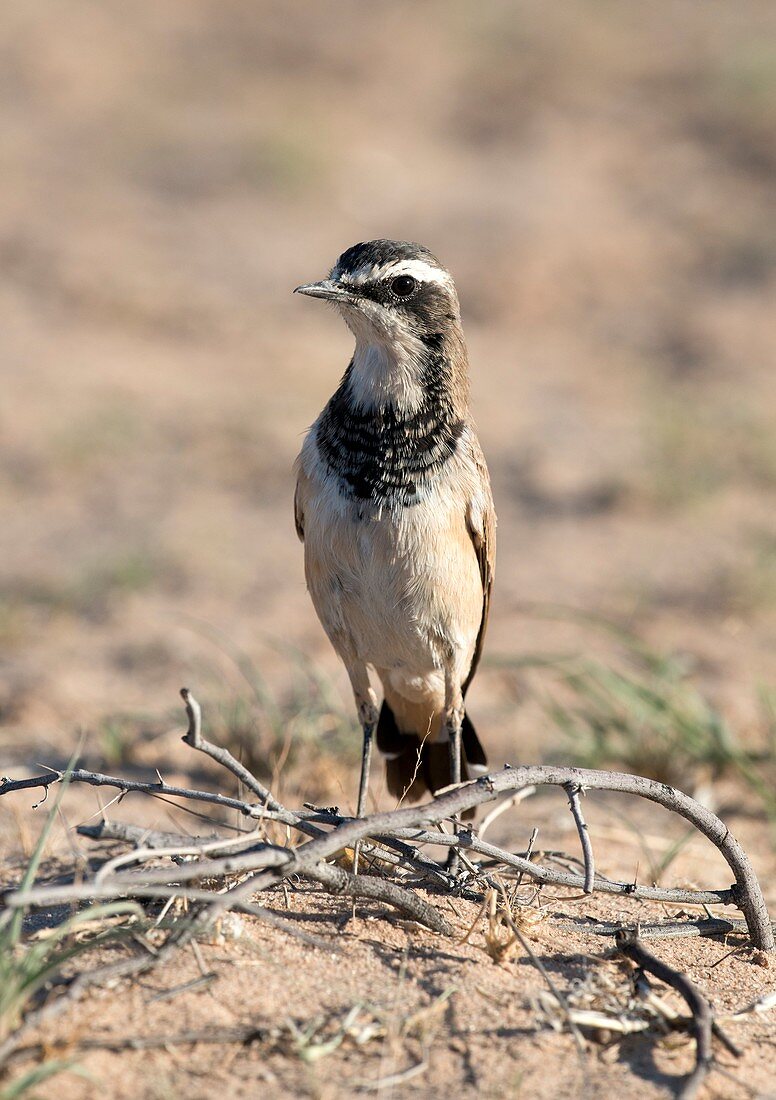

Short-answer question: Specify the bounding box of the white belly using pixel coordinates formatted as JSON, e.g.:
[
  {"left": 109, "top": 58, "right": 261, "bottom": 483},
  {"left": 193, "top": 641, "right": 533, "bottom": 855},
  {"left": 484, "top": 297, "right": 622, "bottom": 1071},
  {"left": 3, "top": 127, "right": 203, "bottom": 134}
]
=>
[{"left": 302, "top": 475, "right": 483, "bottom": 702}]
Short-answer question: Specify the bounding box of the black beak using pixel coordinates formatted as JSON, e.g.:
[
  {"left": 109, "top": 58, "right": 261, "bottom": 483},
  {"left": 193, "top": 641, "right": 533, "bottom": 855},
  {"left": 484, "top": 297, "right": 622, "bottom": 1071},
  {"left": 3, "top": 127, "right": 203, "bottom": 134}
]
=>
[{"left": 293, "top": 279, "right": 352, "bottom": 302}]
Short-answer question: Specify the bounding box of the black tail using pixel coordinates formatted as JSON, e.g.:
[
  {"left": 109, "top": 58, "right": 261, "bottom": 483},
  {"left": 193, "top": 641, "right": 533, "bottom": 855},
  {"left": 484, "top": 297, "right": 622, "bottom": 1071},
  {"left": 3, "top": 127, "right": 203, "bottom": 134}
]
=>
[{"left": 376, "top": 701, "right": 487, "bottom": 814}]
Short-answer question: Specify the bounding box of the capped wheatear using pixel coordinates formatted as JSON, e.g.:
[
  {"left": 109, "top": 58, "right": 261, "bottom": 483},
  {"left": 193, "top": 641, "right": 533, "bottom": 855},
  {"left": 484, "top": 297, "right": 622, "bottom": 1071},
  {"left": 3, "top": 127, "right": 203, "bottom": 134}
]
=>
[{"left": 293, "top": 239, "right": 496, "bottom": 819}]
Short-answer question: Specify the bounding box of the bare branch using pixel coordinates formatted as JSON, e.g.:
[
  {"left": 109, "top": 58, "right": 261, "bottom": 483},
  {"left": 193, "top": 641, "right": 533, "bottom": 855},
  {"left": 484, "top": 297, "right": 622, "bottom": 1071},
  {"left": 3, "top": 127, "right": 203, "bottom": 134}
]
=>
[
  {"left": 2, "top": 692, "right": 773, "bottom": 950},
  {"left": 0, "top": 768, "right": 267, "bottom": 820},
  {"left": 249, "top": 765, "right": 772, "bottom": 949},
  {"left": 77, "top": 821, "right": 222, "bottom": 848},
  {"left": 560, "top": 917, "right": 753, "bottom": 941},
  {"left": 78, "top": 818, "right": 456, "bottom": 895},
  {"left": 301, "top": 862, "right": 452, "bottom": 935},
  {"left": 21, "top": 1024, "right": 269, "bottom": 1057},
  {"left": 1, "top": 674, "right": 773, "bottom": 1095},
  {"left": 617, "top": 933, "right": 713, "bottom": 1100},
  {"left": 391, "top": 827, "right": 733, "bottom": 906},
  {"left": 180, "top": 687, "right": 281, "bottom": 811},
  {"left": 564, "top": 783, "right": 594, "bottom": 893}
]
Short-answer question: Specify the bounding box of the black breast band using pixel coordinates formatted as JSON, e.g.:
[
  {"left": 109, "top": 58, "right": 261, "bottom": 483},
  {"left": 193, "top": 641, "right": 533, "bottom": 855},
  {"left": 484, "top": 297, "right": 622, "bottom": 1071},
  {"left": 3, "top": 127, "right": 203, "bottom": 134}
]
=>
[{"left": 316, "top": 357, "right": 464, "bottom": 506}]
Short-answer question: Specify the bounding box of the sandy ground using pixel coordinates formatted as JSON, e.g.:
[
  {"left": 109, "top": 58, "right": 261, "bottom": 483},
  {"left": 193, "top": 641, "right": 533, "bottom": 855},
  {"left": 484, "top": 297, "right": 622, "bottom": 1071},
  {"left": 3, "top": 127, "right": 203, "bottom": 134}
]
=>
[
  {"left": 1, "top": 2, "right": 775, "bottom": 1096},
  {"left": 16, "top": 889, "right": 776, "bottom": 1100}
]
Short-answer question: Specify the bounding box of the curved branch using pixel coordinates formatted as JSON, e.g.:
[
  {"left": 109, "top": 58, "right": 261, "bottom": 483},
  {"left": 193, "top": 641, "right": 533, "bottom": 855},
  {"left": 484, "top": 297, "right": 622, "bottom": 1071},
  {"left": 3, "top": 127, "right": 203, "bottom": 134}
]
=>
[
  {"left": 2, "top": 705, "right": 772, "bottom": 949},
  {"left": 617, "top": 933, "right": 713, "bottom": 1100},
  {"left": 227, "top": 766, "right": 772, "bottom": 950}
]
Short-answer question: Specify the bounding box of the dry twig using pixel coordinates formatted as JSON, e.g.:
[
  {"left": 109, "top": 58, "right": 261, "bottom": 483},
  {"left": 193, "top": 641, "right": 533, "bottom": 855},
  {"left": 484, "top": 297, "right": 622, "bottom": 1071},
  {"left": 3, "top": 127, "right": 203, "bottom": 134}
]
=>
[
  {"left": 1, "top": 683, "right": 774, "bottom": 1087},
  {"left": 616, "top": 932, "right": 713, "bottom": 1100},
  {"left": 2, "top": 689, "right": 773, "bottom": 948},
  {"left": 564, "top": 783, "right": 595, "bottom": 893}
]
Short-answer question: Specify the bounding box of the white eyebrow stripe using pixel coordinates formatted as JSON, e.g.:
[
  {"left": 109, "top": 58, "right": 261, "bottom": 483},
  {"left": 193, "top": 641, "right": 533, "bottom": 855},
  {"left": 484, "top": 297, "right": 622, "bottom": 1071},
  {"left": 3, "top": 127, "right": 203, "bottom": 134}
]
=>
[
  {"left": 384, "top": 259, "right": 452, "bottom": 286},
  {"left": 337, "top": 258, "right": 452, "bottom": 288}
]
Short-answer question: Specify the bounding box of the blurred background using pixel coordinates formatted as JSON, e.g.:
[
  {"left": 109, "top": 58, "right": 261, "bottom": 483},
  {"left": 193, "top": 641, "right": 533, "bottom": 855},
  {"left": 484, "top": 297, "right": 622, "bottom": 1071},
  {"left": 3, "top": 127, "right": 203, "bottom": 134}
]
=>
[{"left": 1, "top": 1, "right": 775, "bottom": 824}]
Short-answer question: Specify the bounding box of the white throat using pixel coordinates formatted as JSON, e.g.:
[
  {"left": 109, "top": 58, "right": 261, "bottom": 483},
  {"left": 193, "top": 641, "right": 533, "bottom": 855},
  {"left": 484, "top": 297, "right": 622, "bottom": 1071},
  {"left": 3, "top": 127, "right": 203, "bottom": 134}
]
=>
[{"left": 346, "top": 331, "right": 427, "bottom": 413}]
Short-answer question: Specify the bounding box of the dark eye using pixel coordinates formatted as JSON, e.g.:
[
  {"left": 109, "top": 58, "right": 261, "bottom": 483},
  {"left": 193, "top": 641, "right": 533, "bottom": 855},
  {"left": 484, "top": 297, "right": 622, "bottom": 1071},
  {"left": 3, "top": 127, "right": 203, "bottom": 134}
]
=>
[{"left": 390, "top": 275, "right": 417, "bottom": 298}]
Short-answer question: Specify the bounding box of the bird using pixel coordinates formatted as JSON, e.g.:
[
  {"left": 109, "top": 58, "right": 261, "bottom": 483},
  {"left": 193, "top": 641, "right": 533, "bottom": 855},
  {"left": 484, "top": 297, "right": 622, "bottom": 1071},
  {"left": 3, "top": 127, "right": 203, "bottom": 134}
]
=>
[{"left": 293, "top": 239, "right": 496, "bottom": 821}]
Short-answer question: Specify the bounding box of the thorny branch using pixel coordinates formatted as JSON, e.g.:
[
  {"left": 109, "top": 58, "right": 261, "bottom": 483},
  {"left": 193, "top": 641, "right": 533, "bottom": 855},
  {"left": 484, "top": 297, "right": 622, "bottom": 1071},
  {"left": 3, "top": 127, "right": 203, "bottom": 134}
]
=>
[
  {"left": 617, "top": 932, "right": 713, "bottom": 1100},
  {"left": 180, "top": 687, "right": 281, "bottom": 812},
  {"left": 0, "top": 685, "right": 773, "bottom": 1082},
  {"left": 1, "top": 688, "right": 772, "bottom": 949},
  {"left": 564, "top": 782, "right": 595, "bottom": 893}
]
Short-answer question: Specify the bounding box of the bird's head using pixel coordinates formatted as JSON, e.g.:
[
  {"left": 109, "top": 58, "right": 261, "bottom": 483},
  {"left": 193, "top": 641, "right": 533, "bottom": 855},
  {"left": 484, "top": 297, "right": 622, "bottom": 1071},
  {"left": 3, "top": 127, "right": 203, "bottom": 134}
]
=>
[{"left": 294, "top": 240, "right": 461, "bottom": 352}]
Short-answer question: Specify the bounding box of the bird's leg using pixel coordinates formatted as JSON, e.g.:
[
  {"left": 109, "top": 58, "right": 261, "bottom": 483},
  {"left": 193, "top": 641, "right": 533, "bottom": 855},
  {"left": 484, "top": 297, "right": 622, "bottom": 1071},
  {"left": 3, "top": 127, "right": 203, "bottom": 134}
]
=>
[
  {"left": 353, "top": 702, "right": 377, "bottom": 889},
  {"left": 356, "top": 699, "right": 377, "bottom": 819},
  {"left": 443, "top": 680, "right": 465, "bottom": 875},
  {"left": 345, "top": 665, "right": 378, "bottom": 888},
  {"left": 448, "top": 715, "right": 462, "bottom": 788}
]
